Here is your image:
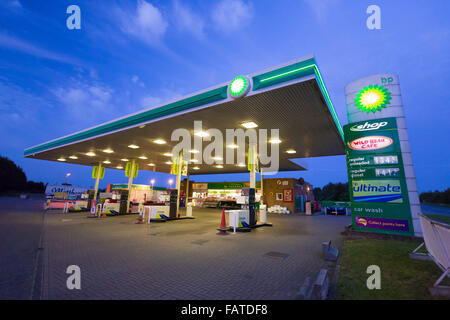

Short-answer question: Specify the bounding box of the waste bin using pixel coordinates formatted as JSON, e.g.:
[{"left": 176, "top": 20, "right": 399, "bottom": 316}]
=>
[
  {"left": 186, "top": 202, "right": 193, "bottom": 217},
  {"left": 259, "top": 204, "right": 267, "bottom": 224}
]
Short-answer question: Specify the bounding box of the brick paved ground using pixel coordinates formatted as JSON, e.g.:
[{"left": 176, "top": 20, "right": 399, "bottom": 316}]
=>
[
  {"left": 0, "top": 196, "right": 351, "bottom": 300},
  {"left": 0, "top": 196, "right": 45, "bottom": 299}
]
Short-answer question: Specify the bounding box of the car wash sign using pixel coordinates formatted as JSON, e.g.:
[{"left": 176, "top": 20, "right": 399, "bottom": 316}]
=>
[{"left": 344, "top": 117, "right": 413, "bottom": 236}]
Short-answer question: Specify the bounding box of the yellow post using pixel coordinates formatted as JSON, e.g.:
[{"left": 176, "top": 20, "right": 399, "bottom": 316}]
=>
[
  {"left": 93, "top": 162, "right": 102, "bottom": 201},
  {"left": 126, "top": 160, "right": 135, "bottom": 213}
]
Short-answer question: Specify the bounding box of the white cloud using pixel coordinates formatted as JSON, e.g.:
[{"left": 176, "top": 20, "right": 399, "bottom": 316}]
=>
[
  {"left": 139, "top": 89, "right": 182, "bottom": 110},
  {"left": 119, "top": 0, "right": 168, "bottom": 46},
  {"left": 131, "top": 75, "right": 145, "bottom": 87},
  {"left": 9, "top": 0, "right": 22, "bottom": 8},
  {"left": 212, "top": 0, "right": 253, "bottom": 32},
  {"left": 173, "top": 0, "right": 204, "bottom": 38},
  {"left": 303, "top": 0, "right": 338, "bottom": 23},
  {"left": 0, "top": 33, "right": 81, "bottom": 65},
  {"left": 52, "top": 84, "right": 114, "bottom": 121}
]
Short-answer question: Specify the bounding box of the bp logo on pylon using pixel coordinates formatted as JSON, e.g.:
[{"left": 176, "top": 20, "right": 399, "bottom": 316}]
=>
[{"left": 354, "top": 84, "right": 392, "bottom": 113}]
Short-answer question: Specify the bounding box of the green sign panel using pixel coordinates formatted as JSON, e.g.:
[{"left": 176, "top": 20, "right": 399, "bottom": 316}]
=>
[{"left": 344, "top": 117, "right": 414, "bottom": 236}]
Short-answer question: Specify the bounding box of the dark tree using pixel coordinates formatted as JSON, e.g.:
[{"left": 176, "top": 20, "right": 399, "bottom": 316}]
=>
[
  {"left": 314, "top": 182, "right": 350, "bottom": 201},
  {"left": 0, "top": 156, "right": 27, "bottom": 192},
  {"left": 420, "top": 189, "right": 450, "bottom": 205}
]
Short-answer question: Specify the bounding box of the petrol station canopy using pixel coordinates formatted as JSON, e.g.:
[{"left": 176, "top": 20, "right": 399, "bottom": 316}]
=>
[{"left": 24, "top": 55, "right": 345, "bottom": 175}]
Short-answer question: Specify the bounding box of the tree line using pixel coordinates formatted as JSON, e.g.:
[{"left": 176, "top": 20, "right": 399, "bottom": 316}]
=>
[
  {"left": 313, "top": 182, "right": 350, "bottom": 201},
  {"left": 0, "top": 156, "right": 45, "bottom": 194},
  {"left": 419, "top": 189, "right": 450, "bottom": 205}
]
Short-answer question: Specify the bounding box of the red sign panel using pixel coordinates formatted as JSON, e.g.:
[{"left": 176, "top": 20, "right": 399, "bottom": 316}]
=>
[{"left": 283, "top": 188, "right": 293, "bottom": 202}]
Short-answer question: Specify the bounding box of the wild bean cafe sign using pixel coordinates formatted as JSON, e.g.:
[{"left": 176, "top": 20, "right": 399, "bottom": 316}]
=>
[{"left": 344, "top": 117, "right": 414, "bottom": 236}]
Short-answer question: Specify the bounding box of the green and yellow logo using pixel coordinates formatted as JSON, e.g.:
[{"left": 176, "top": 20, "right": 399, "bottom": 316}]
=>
[{"left": 355, "top": 84, "right": 392, "bottom": 113}]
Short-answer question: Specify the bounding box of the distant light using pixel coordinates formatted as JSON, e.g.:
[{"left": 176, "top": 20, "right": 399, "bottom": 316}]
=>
[
  {"left": 189, "top": 149, "right": 199, "bottom": 153},
  {"left": 237, "top": 163, "right": 246, "bottom": 167},
  {"left": 150, "top": 179, "right": 155, "bottom": 185},
  {"left": 192, "top": 166, "right": 200, "bottom": 170},
  {"left": 241, "top": 121, "right": 258, "bottom": 129},
  {"left": 66, "top": 173, "right": 71, "bottom": 177},
  {"left": 269, "top": 138, "right": 281, "bottom": 144},
  {"left": 212, "top": 156, "right": 222, "bottom": 161},
  {"left": 286, "top": 149, "right": 296, "bottom": 154},
  {"left": 138, "top": 156, "right": 148, "bottom": 160},
  {"left": 147, "top": 163, "right": 155, "bottom": 166},
  {"left": 166, "top": 161, "right": 173, "bottom": 165},
  {"left": 103, "top": 149, "right": 114, "bottom": 153},
  {"left": 86, "top": 152, "right": 96, "bottom": 157},
  {"left": 128, "top": 144, "right": 139, "bottom": 149},
  {"left": 168, "top": 179, "right": 173, "bottom": 185},
  {"left": 190, "top": 159, "right": 199, "bottom": 163},
  {"left": 121, "top": 158, "right": 129, "bottom": 162},
  {"left": 57, "top": 158, "right": 66, "bottom": 162},
  {"left": 153, "top": 139, "right": 166, "bottom": 145},
  {"left": 116, "top": 165, "right": 123, "bottom": 169},
  {"left": 103, "top": 160, "right": 111, "bottom": 164},
  {"left": 194, "top": 131, "right": 209, "bottom": 137},
  {"left": 139, "top": 125, "right": 146, "bottom": 128},
  {"left": 227, "top": 144, "right": 239, "bottom": 149},
  {"left": 163, "top": 153, "right": 172, "bottom": 157},
  {"left": 69, "top": 155, "right": 78, "bottom": 159},
  {"left": 215, "top": 165, "right": 223, "bottom": 169}
]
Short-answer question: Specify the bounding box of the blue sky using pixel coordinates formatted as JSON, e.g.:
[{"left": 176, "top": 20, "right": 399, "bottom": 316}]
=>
[{"left": 0, "top": 0, "right": 449, "bottom": 192}]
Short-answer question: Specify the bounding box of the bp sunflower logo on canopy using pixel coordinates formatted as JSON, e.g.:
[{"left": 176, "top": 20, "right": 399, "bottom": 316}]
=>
[{"left": 354, "top": 84, "right": 392, "bottom": 113}]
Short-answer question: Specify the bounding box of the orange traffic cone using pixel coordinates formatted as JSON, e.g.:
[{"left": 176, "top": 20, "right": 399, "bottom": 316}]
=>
[
  {"left": 217, "top": 209, "right": 228, "bottom": 235},
  {"left": 136, "top": 212, "right": 143, "bottom": 224}
]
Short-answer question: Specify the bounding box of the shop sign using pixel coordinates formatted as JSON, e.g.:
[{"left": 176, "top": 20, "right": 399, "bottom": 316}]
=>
[
  {"left": 349, "top": 136, "right": 393, "bottom": 151},
  {"left": 283, "top": 188, "right": 293, "bottom": 202},
  {"left": 45, "top": 184, "right": 87, "bottom": 196},
  {"left": 355, "top": 216, "right": 409, "bottom": 232}
]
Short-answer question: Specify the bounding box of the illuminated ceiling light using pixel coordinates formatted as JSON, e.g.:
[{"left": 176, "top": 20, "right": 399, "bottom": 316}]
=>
[
  {"left": 241, "top": 121, "right": 258, "bottom": 129},
  {"left": 57, "top": 158, "right": 66, "bottom": 162},
  {"left": 69, "top": 155, "right": 78, "bottom": 159},
  {"left": 237, "top": 163, "right": 246, "bottom": 167},
  {"left": 103, "top": 149, "right": 114, "bottom": 153},
  {"left": 116, "top": 165, "right": 123, "bottom": 169},
  {"left": 153, "top": 139, "right": 166, "bottom": 144},
  {"left": 215, "top": 165, "right": 223, "bottom": 169},
  {"left": 147, "top": 163, "right": 155, "bottom": 166},
  {"left": 189, "top": 149, "right": 199, "bottom": 153},
  {"left": 227, "top": 144, "right": 239, "bottom": 149},
  {"left": 286, "top": 149, "right": 296, "bottom": 154},
  {"left": 128, "top": 144, "right": 139, "bottom": 149},
  {"left": 269, "top": 138, "right": 281, "bottom": 144},
  {"left": 163, "top": 153, "right": 173, "bottom": 157},
  {"left": 192, "top": 166, "right": 200, "bottom": 170},
  {"left": 121, "top": 158, "right": 129, "bottom": 162},
  {"left": 194, "top": 131, "right": 209, "bottom": 137},
  {"left": 103, "top": 160, "right": 111, "bottom": 164},
  {"left": 190, "top": 159, "right": 199, "bottom": 163},
  {"left": 212, "top": 156, "right": 222, "bottom": 161},
  {"left": 138, "top": 156, "right": 148, "bottom": 160},
  {"left": 166, "top": 161, "right": 173, "bottom": 165},
  {"left": 86, "top": 152, "right": 96, "bottom": 157}
]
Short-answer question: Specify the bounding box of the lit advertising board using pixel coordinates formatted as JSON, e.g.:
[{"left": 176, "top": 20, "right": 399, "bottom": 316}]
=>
[{"left": 344, "top": 117, "right": 414, "bottom": 236}]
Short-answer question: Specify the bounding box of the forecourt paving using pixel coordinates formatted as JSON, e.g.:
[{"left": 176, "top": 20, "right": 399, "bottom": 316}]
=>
[{"left": 40, "top": 208, "right": 350, "bottom": 300}]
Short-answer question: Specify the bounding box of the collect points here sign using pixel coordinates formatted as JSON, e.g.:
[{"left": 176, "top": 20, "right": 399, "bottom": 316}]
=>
[{"left": 344, "top": 117, "right": 414, "bottom": 236}]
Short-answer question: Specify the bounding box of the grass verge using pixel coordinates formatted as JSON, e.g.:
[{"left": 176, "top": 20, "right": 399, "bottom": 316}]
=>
[
  {"left": 336, "top": 238, "right": 448, "bottom": 300},
  {"left": 426, "top": 214, "right": 450, "bottom": 225}
]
